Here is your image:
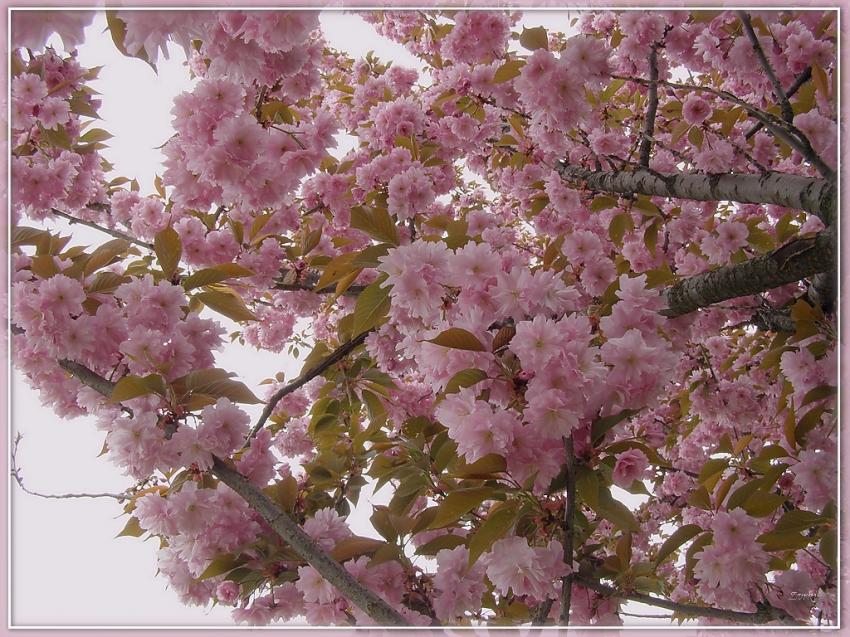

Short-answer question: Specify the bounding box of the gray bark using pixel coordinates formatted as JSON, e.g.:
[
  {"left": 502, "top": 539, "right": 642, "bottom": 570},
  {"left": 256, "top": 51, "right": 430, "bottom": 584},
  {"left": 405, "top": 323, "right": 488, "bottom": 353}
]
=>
[
  {"left": 33, "top": 351, "right": 409, "bottom": 626},
  {"left": 662, "top": 229, "right": 835, "bottom": 318},
  {"left": 557, "top": 165, "right": 836, "bottom": 226},
  {"left": 578, "top": 578, "right": 798, "bottom": 625},
  {"left": 211, "top": 458, "right": 408, "bottom": 626}
]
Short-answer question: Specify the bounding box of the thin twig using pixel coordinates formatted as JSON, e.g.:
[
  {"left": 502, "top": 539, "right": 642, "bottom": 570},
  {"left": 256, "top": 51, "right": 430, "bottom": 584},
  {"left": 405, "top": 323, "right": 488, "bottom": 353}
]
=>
[
  {"left": 559, "top": 434, "right": 577, "bottom": 625},
  {"left": 11, "top": 433, "right": 132, "bottom": 501},
  {"left": 737, "top": 11, "right": 794, "bottom": 124},
  {"left": 745, "top": 67, "right": 812, "bottom": 139},
  {"left": 50, "top": 208, "right": 154, "bottom": 250},
  {"left": 638, "top": 45, "right": 659, "bottom": 167},
  {"left": 612, "top": 75, "right": 834, "bottom": 180},
  {"left": 245, "top": 329, "right": 373, "bottom": 443},
  {"left": 577, "top": 578, "right": 799, "bottom": 625}
]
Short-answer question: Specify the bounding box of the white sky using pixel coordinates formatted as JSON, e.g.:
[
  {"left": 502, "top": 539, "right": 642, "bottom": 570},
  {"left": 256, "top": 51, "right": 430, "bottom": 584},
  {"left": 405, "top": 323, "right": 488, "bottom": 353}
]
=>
[{"left": 10, "top": 9, "right": 664, "bottom": 627}]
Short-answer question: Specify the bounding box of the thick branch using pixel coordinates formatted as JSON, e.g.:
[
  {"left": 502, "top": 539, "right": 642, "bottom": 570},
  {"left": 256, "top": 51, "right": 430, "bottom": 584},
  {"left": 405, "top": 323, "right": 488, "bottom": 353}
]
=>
[
  {"left": 58, "top": 359, "right": 124, "bottom": 403},
  {"left": 745, "top": 67, "right": 812, "bottom": 139},
  {"left": 662, "top": 229, "right": 835, "bottom": 318},
  {"left": 246, "top": 330, "right": 372, "bottom": 442},
  {"left": 556, "top": 164, "right": 836, "bottom": 225},
  {"left": 737, "top": 11, "right": 794, "bottom": 124},
  {"left": 638, "top": 45, "right": 659, "bottom": 167},
  {"left": 43, "top": 356, "right": 407, "bottom": 626},
  {"left": 750, "top": 307, "right": 796, "bottom": 333},
  {"left": 578, "top": 578, "right": 798, "bottom": 625},
  {"left": 559, "top": 435, "right": 577, "bottom": 625},
  {"left": 211, "top": 457, "right": 408, "bottom": 626},
  {"left": 50, "top": 208, "right": 154, "bottom": 250}
]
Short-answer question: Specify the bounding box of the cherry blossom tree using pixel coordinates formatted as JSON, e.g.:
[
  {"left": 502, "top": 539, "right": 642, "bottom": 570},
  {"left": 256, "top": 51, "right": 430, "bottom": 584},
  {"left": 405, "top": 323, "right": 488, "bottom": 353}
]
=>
[{"left": 9, "top": 8, "right": 838, "bottom": 627}]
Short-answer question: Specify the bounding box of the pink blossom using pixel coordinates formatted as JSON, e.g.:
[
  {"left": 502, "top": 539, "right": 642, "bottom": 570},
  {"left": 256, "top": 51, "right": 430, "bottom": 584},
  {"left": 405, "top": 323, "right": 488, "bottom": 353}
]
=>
[
  {"left": 682, "top": 94, "right": 712, "bottom": 125},
  {"left": 611, "top": 448, "right": 649, "bottom": 488}
]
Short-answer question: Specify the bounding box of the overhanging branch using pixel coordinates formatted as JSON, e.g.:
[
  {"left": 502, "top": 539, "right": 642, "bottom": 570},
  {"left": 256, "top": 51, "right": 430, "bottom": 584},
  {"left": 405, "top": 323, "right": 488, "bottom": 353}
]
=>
[
  {"left": 557, "top": 164, "right": 836, "bottom": 225},
  {"left": 577, "top": 578, "right": 798, "bottom": 625},
  {"left": 661, "top": 229, "right": 835, "bottom": 318},
  {"left": 737, "top": 11, "right": 794, "bottom": 124},
  {"left": 246, "top": 329, "right": 373, "bottom": 443},
  {"left": 28, "top": 353, "right": 408, "bottom": 626}
]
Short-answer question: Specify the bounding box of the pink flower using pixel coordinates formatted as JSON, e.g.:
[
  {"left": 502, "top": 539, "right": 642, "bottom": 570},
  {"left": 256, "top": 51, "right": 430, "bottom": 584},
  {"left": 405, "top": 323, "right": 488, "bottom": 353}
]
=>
[
  {"left": 37, "top": 97, "right": 71, "bottom": 129},
  {"left": 511, "top": 315, "right": 563, "bottom": 371},
  {"left": 485, "top": 536, "right": 568, "bottom": 601},
  {"left": 611, "top": 448, "right": 648, "bottom": 488},
  {"left": 216, "top": 580, "right": 240, "bottom": 605},
  {"left": 433, "top": 546, "right": 487, "bottom": 621},
  {"left": 38, "top": 274, "right": 85, "bottom": 318},
  {"left": 296, "top": 565, "right": 337, "bottom": 604},
  {"left": 682, "top": 94, "right": 712, "bottom": 125}
]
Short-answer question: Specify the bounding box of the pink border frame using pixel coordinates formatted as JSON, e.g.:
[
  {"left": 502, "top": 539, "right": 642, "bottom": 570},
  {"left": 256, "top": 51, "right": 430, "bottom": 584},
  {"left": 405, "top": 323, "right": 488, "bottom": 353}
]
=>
[{"left": 1, "top": 2, "right": 844, "bottom": 636}]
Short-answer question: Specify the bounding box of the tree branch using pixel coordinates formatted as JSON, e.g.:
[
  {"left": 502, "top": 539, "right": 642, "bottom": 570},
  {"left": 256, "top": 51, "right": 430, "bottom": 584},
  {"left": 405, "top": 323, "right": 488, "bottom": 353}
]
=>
[
  {"left": 745, "top": 67, "right": 812, "bottom": 139},
  {"left": 50, "top": 208, "right": 154, "bottom": 250},
  {"left": 662, "top": 228, "right": 835, "bottom": 318},
  {"left": 611, "top": 75, "right": 834, "bottom": 180},
  {"left": 556, "top": 164, "right": 836, "bottom": 225},
  {"left": 11, "top": 433, "right": 132, "bottom": 501},
  {"left": 577, "top": 578, "right": 798, "bottom": 625},
  {"left": 246, "top": 330, "right": 373, "bottom": 443},
  {"left": 638, "top": 45, "right": 659, "bottom": 167},
  {"left": 737, "top": 11, "right": 794, "bottom": 124},
  {"left": 559, "top": 434, "right": 577, "bottom": 625},
  {"left": 37, "top": 355, "right": 408, "bottom": 626},
  {"left": 211, "top": 457, "right": 408, "bottom": 626}
]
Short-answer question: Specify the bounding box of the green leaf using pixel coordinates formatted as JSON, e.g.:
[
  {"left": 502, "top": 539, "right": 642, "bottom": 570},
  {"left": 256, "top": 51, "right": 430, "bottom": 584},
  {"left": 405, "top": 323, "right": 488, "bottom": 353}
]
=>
[
  {"left": 450, "top": 454, "right": 506, "bottom": 478},
  {"left": 314, "top": 252, "right": 358, "bottom": 291},
  {"left": 173, "top": 368, "right": 261, "bottom": 405},
  {"left": 820, "top": 529, "right": 836, "bottom": 569},
  {"left": 414, "top": 533, "right": 466, "bottom": 555},
  {"left": 594, "top": 486, "right": 639, "bottom": 531},
  {"left": 519, "top": 26, "right": 548, "bottom": 50},
  {"left": 87, "top": 271, "right": 130, "bottom": 294},
  {"left": 427, "top": 487, "right": 496, "bottom": 529},
  {"left": 182, "top": 264, "right": 255, "bottom": 291},
  {"left": 742, "top": 493, "right": 786, "bottom": 517},
  {"left": 697, "top": 458, "right": 729, "bottom": 485},
  {"left": 590, "top": 196, "right": 618, "bottom": 212},
  {"left": 330, "top": 536, "right": 386, "bottom": 562},
  {"left": 687, "top": 126, "right": 704, "bottom": 149},
  {"left": 801, "top": 384, "right": 836, "bottom": 407},
  {"left": 116, "top": 516, "right": 144, "bottom": 538},
  {"left": 84, "top": 238, "right": 129, "bottom": 276},
  {"left": 111, "top": 374, "right": 166, "bottom": 402},
  {"left": 350, "top": 206, "right": 399, "bottom": 245},
  {"left": 79, "top": 128, "right": 113, "bottom": 144},
  {"left": 773, "top": 509, "right": 829, "bottom": 534},
  {"left": 426, "top": 328, "right": 486, "bottom": 352},
  {"left": 591, "top": 409, "right": 637, "bottom": 444},
  {"left": 608, "top": 212, "right": 631, "bottom": 245},
  {"left": 575, "top": 467, "right": 600, "bottom": 509},
  {"left": 757, "top": 529, "right": 813, "bottom": 552},
  {"left": 492, "top": 59, "right": 525, "bottom": 83},
  {"left": 444, "top": 368, "right": 488, "bottom": 395},
  {"left": 198, "top": 556, "right": 244, "bottom": 580},
  {"left": 654, "top": 524, "right": 702, "bottom": 568},
  {"left": 352, "top": 277, "right": 391, "bottom": 336},
  {"left": 468, "top": 501, "right": 520, "bottom": 565},
  {"left": 684, "top": 532, "right": 713, "bottom": 581},
  {"left": 154, "top": 227, "right": 181, "bottom": 279},
  {"left": 195, "top": 290, "right": 257, "bottom": 322}
]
